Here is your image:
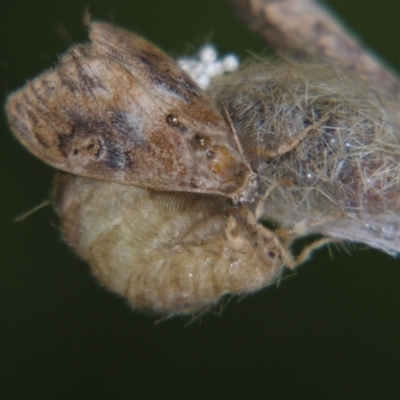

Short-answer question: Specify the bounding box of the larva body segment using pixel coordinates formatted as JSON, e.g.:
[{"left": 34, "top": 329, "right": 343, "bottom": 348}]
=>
[
  {"left": 210, "top": 63, "right": 400, "bottom": 255},
  {"left": 54, "top": 173, "right": 283, "bottom": 315}
]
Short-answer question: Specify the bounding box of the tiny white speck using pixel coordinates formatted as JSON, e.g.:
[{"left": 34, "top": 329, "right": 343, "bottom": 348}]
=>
[
  {"left": 196, "top": 74, "right": 211, "bottom": 89},
  {"left": 330, "top": 137, "right": 338, "bottom": 144},
  {"left": 199, "top": 44, "right": 218, "bottom": 63},
  {"left": 222, "top": 54, "right": 239, "bottom": 72},
  {"left": 205, "top": 61, "right": 224, "bottom": 78},
  {"left": 176, "top": 44, "right": 240, "bottom": 89},
  {"left": 178, "top": 58, "right": 197, "bottom": 72}
]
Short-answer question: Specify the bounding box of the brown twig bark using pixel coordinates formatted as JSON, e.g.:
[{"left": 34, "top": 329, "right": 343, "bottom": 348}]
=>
[{"left": 227, "top": 0, "right": 400, "bottom": 98}]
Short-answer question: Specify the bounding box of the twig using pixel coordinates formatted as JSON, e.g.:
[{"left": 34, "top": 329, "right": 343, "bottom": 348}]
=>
[{"left": 227, "top": 0, "right": 400, "bottom": 98}]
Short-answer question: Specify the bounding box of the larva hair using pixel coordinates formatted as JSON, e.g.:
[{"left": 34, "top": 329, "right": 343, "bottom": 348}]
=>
[{"left": 209, "top": 62, "right": 400, "bottom": 255}]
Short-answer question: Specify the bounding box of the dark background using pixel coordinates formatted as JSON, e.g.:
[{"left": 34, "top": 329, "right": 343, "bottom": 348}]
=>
[{"left": 1, "top": 0, "right": 400, "bottom": 399}]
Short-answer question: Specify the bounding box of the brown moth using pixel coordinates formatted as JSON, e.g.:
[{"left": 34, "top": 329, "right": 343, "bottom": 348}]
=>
[{"left": 6, "top": 22, "right": 257, "bottom": 203}]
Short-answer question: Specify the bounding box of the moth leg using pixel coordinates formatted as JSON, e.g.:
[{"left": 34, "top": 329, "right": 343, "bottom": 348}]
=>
[
  {"left": 283, "top": 212, "right": 348, "bottom": 239},
  {"left": 294, "top": 238, "right": 341, "bottom": 267},
  {"left": 237, "top": 205, "right": 296, "bottom": 269},
  {"left": 272, "top": 223, "right": 340, "bottom": 267},
  {"left": 254, "top": 179, "right": 292, "bottom": 221},
  {"left": 257, "top": 114, "right": 329, "bottom": 159},
  {"left": 257, "top": 222, "right": 296, "bottom": 269},
  {"left": 274, "top": 213, "right": 347, "bottom": 266}
]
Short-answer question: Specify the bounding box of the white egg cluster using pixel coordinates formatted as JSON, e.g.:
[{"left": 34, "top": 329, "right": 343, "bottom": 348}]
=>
[{"left": 177, "top": 44, "right": 240, "bottom": 89}]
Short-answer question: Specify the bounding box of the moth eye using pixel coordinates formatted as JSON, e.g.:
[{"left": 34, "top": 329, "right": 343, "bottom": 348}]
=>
[{"left": 166, "top": 113, "right": 180, "bottom": 127}]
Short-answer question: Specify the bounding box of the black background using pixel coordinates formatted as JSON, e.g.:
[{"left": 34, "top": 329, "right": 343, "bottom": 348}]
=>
[{"left": 1, "top": 0, "right": 400, "bottom": 398}]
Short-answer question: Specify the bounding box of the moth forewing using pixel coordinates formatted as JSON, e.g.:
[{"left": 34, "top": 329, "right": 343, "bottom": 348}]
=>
[{"left": 6, "top": 22, "right": 256, "bottom": 202}]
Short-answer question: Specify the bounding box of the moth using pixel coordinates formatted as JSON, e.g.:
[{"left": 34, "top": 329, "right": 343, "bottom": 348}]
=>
[{"left": 6, "top": 22, "right": 257, "bottom": 204}]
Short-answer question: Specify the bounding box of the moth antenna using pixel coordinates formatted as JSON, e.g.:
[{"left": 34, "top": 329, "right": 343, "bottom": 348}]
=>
[
  {"left": 257, "top": 114, "right": 330, "bottom": 158},
  {"left": 15, "top": 199, "right": 52, "bottom": 222},
  {"left": 219, "top": 103, "right": 250, "bottom": 163},
  {"left": 255, "top": 180, "right": 292, "bottom": 221}
]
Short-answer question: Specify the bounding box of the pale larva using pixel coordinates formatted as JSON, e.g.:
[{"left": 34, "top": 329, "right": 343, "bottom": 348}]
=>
[{"left": 54, "top": 172, "right": 286, "bottom": 315}]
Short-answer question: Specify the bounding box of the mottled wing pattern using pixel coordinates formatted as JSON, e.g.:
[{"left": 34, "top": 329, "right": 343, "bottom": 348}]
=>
[
  {"left": 90, "top": 22, "right": 208, "bottom": 114},
  {"left": 6, "top": 22, "right": 255, "bottom": 199}
]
